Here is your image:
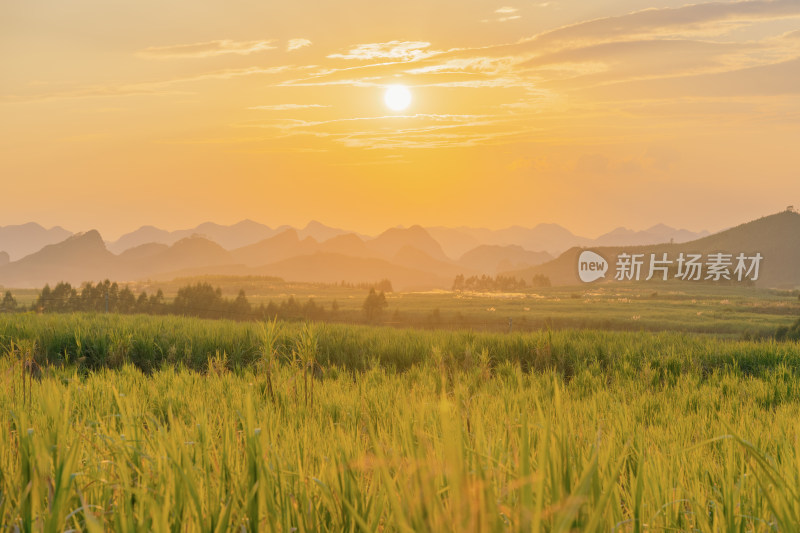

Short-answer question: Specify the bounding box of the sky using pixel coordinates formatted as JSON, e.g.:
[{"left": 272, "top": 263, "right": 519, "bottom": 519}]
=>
[{"left": 2, "top": 0, "right": 800, "bottom": 240}]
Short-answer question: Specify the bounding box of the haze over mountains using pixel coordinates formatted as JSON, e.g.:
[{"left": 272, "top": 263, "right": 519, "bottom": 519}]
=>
[
  {"left": 508, "top": 210, "right": 800, "bottom": 289},
  {"left": 2, "top": 215, "right": 774, "bottom": 291},
  {"left": 0, "top": 223, "right": 73, "bottom": 261}
]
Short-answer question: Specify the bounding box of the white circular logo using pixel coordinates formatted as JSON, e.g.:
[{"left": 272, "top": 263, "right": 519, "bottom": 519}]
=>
[{"left": 578, "top": 250, "right": 608, "bottom": 283}]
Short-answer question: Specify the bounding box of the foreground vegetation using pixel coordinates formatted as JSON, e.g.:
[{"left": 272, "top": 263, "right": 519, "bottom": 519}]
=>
[{"left": 1, "top": 313, "right": 800, "bottom": 530}]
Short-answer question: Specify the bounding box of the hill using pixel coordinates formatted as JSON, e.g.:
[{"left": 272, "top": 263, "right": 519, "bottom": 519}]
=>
[
  {"left": 458, "top": 245, "right": 552, "bottom": 275},
  {"left": 392, "top": 246, "right": 474, "bottom": 280},
  {"left": 232, "top": 229, "right": 319, "bottom": 266},
  {"left": 594, "top": 224, "right": 709, "bottom": 247},
  {"left": 428, "top": 223, "right": 707, "bottom": 259},
  {"left": 367, "top": 226, "right": 448, "bottom": 261},
  {"left": 505, "top": 211, "right": 800, "bottom": 288},
  {"left": 297, "top": 220, "right": 359, "bottom": 242},
  {"left": 0, "top": 222, "right": 73, "bottom": 261},
  {"left": 0, "top": 230, "right": 117, "bottom": 286},
  {"left": 109, "top": 220, "right": 281, "bottom": 253},
  {"left": 122, "top": 236, "right": 234, "bottom": 279}
]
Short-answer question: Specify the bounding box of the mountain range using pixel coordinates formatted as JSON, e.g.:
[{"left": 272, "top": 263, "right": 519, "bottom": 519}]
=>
[
  {"left": 0, "top": 225, "right": 490, "bottom": 290},
  {"left": 0, "top": 223, "right": 73, "bottom": 261},
  {"left": 1, "top": 219, "right": 708, "bottom": 259},
  {"left": 2, "top": 213, "right": 792, "bottom": 291}
]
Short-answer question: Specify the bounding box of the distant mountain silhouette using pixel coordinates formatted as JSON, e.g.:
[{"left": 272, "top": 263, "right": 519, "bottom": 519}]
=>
[
  {"left": 1, "top": 213, "right": 784, "bottom": 291},
  {"left": 458, "top": 245, "right": 552, "bottom": 275},
  {"left": 109, "top": 225, "right": 172, "bottom": 254},
  {"left": 424, "top": 227, "right": 483, "bottom": 259},
  {"left": 232, "top": 229, "right": 319, "bottom": 266},
  {"left": 297, "top": 220, "right": 361, "bottom": 242},
  {"left": 109, "top": 220, "right": 280, "bottom": 253},
  {"left": 192, "top": 220, "right": 282, "bottom": 250},
  {"left": 367, "top": 226, "right": 448, "bottom": 261},
  {"left": 318, "top": 233, "right": 377, "bottom": 258},
  {"left": 0, "top": 230, "right": 116, "bottom": 286},
  {"left": 392, "top": 245, "right": 472, "bottom": 280},
  {"left": 117, "top": 242, "right": 170, "bottom": 262},
  {"left": 0, "top": 222, "right": 72, "bottom": 261},
  {"left": 124, "top": 235, "right": 233, "bottom": 278},
  {"left": 426, "top": 224, "right": 589, "bottom": 257},
  {"left": 427, "top": 223, "right": 708, "bottom": 258},
  {"left": 594, "top": 224, "right": 709, "bottom": 247},
  {"left": 505, "top": 211, "right": 800, "bottom": 288},
  {"left": 109, "top": 219, "right": 358, "bottom": 255}
]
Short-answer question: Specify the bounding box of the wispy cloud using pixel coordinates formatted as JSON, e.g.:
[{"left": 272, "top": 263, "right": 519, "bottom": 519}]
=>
[
  {"left": 484, "top": 5, "right": 521, "bottom": 22},
  {"left": 584, "top": 56, "right": 800, "bottom": 100},
  {"left": 520, "top": 0, "right": 800, "bottom": 49},
  {"left": 249, "top": 103, "right": 330, "bottom": 111},
  {"left": 234, "top": 113, "right": 531, "bottom": 150},
  {"left": 328, "top": 41, "right": 435, "bottom": 61},
  {"left": 1, "top": 65, "right": 304, "bottom": 103},
  {"left": 287, "top": 38, "right": 312, "bottom": 52},
  {"left": 140, "top": 39, "right": 276, "bottom": 59}
]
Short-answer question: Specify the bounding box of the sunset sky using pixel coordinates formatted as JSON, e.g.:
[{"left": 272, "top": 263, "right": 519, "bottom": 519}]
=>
[{"left": 2, "top": 0, "right": 800, "bottom": 239}]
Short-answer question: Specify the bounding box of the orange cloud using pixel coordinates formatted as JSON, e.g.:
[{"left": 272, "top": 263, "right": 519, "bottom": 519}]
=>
[
  {"left": 328, "top": 41, "right": 435, "bottom": 61},
  {"left": 140, "top": 39, "right": 276, "bottom": 59},
  {"left": 287, "top": 38, "right": 312, "bottom": 51}
]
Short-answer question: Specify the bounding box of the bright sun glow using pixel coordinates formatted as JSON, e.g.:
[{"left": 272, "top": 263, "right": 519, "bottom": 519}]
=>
[{"left": 384, "top": 85, "right": 412, "bottom": 111}]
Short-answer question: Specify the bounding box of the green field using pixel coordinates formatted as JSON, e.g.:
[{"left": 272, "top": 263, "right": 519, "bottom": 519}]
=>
[
  {"left": 126, "top": 278, "right": 800, "bottom": 336},
  {"left": 8, "top": 277, "right": 800, "bottom": 336},
  {"left": 1, "top": 311, "right": 800, "bottom": 530}
]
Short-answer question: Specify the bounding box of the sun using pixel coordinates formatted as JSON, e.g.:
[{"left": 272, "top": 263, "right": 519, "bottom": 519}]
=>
[{"left": 384, "top": 85, "right": 412, "bottom": 111}]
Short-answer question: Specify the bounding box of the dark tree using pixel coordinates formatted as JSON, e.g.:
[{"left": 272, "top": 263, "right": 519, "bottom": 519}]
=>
[
  {"left": 230, "top": 289, "right": 252, "bottom": 318},
  {"left": 172, "top": 282, "right": 225, "bottom": 318},
  {"left": 1, "top": 290, "right": 17, "bottom": 312},
  {"left": 362, "top": 288, "right": 387, "bottom": 323},
  {"left": 531, "top": 274, "right": 552, "bottom": 288}
]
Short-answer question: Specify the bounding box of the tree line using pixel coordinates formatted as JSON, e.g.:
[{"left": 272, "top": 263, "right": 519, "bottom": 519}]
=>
[
  {"left": 336, "top": 279, "right": 393, "bottom": 292},
  {"left": 0, "top": 280, "right": 394, "bottom": 323},
  {"left": 451, "top": 273, "right": 551, "bottom": 292},
  {"left": 0, "top": 280, "right": 340, "bottom": 322}
]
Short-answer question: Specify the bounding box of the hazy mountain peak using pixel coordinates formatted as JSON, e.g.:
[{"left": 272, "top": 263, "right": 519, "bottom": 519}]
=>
[
  {"left": 646, "top": 223, "right": 673, "bottom": 232},
  {"left": 172, "top": 233, "right": 225, "bottom": 247},
  {"left": 298, "top": 220, "right": 351, "bottom": 242},
  {"left": 71, "top": 229, "right": 105, "bottom": 245},
  {"left": 274, "top": 227, "right": 300, "bottom": 240},
  {"left": 369, "top": 225, "right": 448, "bottom": 261},
  {"left": 195, "top": 221, "right": 225, "bottom": 232},
  {"left": 232, "top": 219, "right": 268, "bottom": 230},
  {"left": 110, "top": 220, "right": 277, "bottom": 253},
  {"left": 0, "top": 222, "right": 74, "bottom": 261},
  {"left": 457, "top": 244, "right": 552, "bottom": 275}
]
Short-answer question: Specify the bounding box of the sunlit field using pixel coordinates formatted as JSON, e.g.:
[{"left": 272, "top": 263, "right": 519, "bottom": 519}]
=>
[
  {"left": 6, "top": 0, "right": 800, "bottom": 529},
  {"left": 1, "top": 312, "right": 800, "bottom": 530},
  {"left": 14, "top": 277, "right": 798, "bottom": 337}
]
